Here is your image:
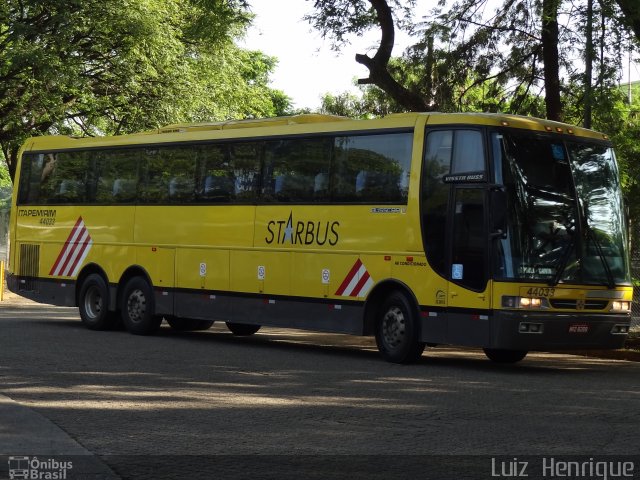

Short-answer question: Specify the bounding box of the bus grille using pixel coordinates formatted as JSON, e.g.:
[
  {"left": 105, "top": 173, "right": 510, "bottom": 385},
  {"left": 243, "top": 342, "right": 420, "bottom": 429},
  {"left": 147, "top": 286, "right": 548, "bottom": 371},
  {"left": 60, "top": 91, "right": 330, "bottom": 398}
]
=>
[
  {"left": 18, "top": 243, "right": 40, "bottom": 291},
  {"left": 549, "top": 299, "right": 608, "bottom": 310}
]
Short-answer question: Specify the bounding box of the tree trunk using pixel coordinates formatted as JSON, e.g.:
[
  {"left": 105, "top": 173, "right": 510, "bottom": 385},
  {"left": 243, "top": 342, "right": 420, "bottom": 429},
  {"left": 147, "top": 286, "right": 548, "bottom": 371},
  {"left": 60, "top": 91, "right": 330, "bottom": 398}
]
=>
[
  {"left": 584, "top": 0, "right": 594, "bottom": 129},
  {"left": 541, "top": 0, "right": 563, "bottom": 121},
  {"left": 616, "top": 0, "right": 640, "bottom": 42},
  {"left": 356, "top": 0, "right": 429, "bottom": 112}
]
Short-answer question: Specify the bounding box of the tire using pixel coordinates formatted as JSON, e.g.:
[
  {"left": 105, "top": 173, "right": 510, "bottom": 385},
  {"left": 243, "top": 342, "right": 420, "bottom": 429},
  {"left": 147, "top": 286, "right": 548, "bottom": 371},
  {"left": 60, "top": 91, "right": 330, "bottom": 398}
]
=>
[
  {"left": 78, "top": 273, "right": 115, "bottom": 330},
  {"left": 167, "top": 318, "right": 214, "bottom": 331},
  {"left": 120, "top": 276, "right": 162, "bottom": 335},
  {"left": 225, "top": 322, "right": 261, "bottom": 336},
  {"left": 483, "top": 348, "right": 528, "bottom": 364},
  {"left": 375, "top": 291, "right": 426, "bottom": 364}
]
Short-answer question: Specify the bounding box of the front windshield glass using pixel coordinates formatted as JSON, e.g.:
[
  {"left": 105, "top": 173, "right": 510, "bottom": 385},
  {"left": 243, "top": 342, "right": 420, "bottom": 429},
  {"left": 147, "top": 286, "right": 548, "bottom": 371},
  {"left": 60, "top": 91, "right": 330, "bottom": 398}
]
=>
[{"left": 492, "top": 131, "right": 630, "bottom": 285}]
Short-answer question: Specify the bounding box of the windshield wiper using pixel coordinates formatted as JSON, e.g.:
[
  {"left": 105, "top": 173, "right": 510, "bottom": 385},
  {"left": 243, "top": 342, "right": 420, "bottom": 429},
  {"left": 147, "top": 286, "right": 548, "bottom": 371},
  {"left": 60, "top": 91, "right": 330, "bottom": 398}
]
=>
[
  {"left": 549, "top": 235, "right": 575, "bottom": 287},
  {"left": 586, "top": 226, "right": 616, "bottom": 289}
]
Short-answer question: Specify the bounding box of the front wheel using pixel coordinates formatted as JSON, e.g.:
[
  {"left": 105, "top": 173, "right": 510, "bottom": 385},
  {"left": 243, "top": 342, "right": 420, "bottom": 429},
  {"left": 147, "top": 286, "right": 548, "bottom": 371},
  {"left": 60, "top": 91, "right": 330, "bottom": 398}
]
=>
[
  {"left": 375, "top": 291, "right": 426, "bottom": 364},
  {"left": 225, "top": 322, "right": 261, "bottom": 336},
  {"left": 483, "top": 348, "right": 528, "bottom": 364},
  {"left": 120, "top": 277, "right": 162, "bottom": 335},
  {"left": 78, "top": 274, "right": 115, "bottom": 330}
]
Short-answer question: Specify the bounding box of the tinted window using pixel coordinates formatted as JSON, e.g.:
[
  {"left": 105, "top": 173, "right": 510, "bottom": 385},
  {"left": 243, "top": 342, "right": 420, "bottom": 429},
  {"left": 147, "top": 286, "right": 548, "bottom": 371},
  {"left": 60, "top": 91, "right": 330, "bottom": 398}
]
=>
[
  {"left": 263, "top": 138, "right": 332, "bottom": 202},
  {"left": 198, "top": 144, "right": 234, "bottom": 202},
  {"left": 18, "top": 130, "right": 415, "bottom": 206},
  {"left": 94, "top": 149, "right": 139, "bottom": 203},
  {"left": 421, "top": 131, "right": 452, "bottom": 276},
  {"left": 451, "top": 130, "right": 485, "bottom": 173},
  {"left": 332, "top": 133, "right": 412, "bottom": 203},
  {"left": 139, "top": 146, "right": 197, "bottom": 204},
  {"left": 230, "top": 143, "right": 261, "bottom": 202},
  {"left": 19, "top": 152, "right": 90, "bottom": 204}
]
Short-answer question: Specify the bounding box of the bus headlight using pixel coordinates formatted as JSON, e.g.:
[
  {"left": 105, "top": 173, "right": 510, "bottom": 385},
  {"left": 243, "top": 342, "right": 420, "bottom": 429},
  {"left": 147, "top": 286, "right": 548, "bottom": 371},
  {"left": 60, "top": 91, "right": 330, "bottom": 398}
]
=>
[
  {"left": 610, "top": 301, "right": 630, "bottom": 312},
  {"left": 502, "top": 296, "right": 546, "bottom": 309}
]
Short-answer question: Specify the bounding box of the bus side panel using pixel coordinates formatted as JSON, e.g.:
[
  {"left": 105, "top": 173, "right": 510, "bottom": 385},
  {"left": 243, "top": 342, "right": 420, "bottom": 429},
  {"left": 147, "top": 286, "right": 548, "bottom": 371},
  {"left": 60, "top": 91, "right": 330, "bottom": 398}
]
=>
[
  {"left": 11, "top": 206, "right": 136, "bottom": 307},
  {"left": 134, "top": 206, "right": 257, "bottom": 248},
  {"left": 174, "top": 248, "right": 232, "bottom": 320},
  {"left": 229, "top": 249, "right": 291, "bottom": 296},
  {"left": 227, "top": 295, "right": 363, "bottom": 334}
]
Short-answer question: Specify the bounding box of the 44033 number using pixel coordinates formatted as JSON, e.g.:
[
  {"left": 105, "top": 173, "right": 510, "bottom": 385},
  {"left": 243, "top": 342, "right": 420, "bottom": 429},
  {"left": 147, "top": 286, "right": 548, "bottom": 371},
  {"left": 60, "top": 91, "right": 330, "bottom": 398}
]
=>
[{"left": 526, "top": 287, "right": 555, "bottom": 297}]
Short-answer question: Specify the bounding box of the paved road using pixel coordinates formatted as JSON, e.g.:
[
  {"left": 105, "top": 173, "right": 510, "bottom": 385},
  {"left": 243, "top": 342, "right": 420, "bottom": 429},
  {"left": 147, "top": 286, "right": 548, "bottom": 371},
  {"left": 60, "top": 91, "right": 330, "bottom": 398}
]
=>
[{"left": 1, "top": 294, "right": 639, "bottom": 479}]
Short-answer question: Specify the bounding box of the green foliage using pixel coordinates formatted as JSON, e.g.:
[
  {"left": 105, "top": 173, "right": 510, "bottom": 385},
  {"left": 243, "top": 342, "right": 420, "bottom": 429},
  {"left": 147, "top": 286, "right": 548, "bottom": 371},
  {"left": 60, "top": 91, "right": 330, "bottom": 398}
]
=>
[{"left": 0, "top": 0, "right": 290, "bottom": 180}]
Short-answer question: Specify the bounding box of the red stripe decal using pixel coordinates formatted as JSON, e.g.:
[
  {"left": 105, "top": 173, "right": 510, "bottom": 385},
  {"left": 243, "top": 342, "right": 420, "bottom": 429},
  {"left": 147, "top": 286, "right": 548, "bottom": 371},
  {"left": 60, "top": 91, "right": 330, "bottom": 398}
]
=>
[
  {"left": 64, "top": 235, "right": 91, "bottom": 277},
  {"left": 350, "top": 270, "right": 371, "bottom": 297},
  {"left": 335, "top": 259, "right": 362, "bottom": 296},
  {"left": 49, "top": 217, "right": 83, "bottom": 275}
]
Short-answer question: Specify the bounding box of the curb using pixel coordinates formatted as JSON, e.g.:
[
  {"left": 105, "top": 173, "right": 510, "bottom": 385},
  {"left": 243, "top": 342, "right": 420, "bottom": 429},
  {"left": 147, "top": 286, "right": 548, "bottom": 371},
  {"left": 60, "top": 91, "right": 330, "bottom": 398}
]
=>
[{"left": 0, "top": 394, "right": 119, "bottom": 479}]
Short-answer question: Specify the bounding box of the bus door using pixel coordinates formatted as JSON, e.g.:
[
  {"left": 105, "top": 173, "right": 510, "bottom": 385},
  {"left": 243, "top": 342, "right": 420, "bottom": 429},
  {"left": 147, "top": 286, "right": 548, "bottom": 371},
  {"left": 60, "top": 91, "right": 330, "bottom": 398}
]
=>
[{"left": 446, "top": 186, "right": 491, "bottom": 346}]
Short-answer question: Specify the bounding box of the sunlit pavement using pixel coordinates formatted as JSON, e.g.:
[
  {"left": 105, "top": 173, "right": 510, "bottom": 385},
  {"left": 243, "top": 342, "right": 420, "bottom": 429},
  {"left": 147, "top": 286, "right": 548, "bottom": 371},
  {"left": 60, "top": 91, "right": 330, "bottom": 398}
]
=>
[{"left": 1, "top": 292, "right": 639, "bottom": 479}]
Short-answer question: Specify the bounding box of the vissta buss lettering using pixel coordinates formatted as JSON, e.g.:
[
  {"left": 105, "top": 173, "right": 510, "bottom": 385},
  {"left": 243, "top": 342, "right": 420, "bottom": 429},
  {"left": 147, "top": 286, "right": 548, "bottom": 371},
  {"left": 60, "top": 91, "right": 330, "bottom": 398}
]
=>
[{"left": 265, "top": 220, "right": 339, "bottom": 246}]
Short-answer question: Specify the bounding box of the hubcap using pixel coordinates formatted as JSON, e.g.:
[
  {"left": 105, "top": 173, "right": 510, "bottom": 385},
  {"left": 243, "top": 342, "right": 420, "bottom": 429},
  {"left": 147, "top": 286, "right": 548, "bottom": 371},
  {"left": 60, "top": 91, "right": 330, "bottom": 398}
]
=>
[
  {"left": 382, "top": 306, "right": 406, "bottom": 348},
  {"left": 84, "top": 285, "right": 103, "bottom": 320},
  {"left": 126, "top": 289, "right": 146, "bottom": 323}
]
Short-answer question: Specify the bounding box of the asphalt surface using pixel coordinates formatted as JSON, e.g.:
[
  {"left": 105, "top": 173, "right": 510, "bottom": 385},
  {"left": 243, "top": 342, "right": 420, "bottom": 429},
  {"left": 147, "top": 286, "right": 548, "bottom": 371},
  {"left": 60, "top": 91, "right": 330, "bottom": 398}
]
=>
[{"left": 1, "top": 291, "right": 640, "bottom": 479}]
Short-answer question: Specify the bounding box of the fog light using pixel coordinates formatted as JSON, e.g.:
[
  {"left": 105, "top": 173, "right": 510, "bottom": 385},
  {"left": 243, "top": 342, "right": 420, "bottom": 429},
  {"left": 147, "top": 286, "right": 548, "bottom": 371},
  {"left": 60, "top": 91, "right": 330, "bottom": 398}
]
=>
[
  {"left": 518, "top": 322, "right": 544, "bottom": 334},
  {"left": 611, "top": 324, "right": 629, "bottom": 334}
]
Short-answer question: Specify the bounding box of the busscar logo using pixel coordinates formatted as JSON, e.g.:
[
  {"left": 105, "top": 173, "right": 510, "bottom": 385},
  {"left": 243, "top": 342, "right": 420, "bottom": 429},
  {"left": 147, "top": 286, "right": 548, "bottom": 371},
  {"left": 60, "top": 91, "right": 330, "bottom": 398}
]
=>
[{"left": 265, "top": 211, "right": 339, "bottom": 246}]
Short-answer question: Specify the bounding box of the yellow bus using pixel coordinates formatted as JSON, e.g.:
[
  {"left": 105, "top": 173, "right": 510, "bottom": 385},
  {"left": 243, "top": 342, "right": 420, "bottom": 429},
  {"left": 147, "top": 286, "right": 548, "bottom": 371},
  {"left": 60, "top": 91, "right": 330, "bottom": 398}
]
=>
[{"left": 6, "top": 113, "right": 633, "bottom": 363}]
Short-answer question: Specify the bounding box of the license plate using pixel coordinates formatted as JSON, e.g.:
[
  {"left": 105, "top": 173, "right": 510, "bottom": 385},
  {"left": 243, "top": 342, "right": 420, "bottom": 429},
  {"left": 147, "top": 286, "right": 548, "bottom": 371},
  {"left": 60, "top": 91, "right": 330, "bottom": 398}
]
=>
[{"left": 569, "top": 323, "right": 589, "bottom": 333}]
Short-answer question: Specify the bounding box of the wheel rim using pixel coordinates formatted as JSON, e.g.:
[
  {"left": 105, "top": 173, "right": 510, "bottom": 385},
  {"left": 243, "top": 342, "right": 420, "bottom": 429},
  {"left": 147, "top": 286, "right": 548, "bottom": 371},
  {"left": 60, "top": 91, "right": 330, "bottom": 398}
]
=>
[
  {"left": 126, "top": 289, "right": 147, "bottom": 323},
  {"left": 84, "top": 285, "right": 103, "bottom": 320},
  {"left": 381, "top": 306, "right": 406, "bottom": 349}
]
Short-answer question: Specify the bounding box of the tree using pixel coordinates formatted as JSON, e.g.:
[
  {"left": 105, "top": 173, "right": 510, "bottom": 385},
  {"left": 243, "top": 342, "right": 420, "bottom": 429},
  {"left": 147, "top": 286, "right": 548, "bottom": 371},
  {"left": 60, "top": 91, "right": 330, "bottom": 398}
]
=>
[
  {"left": 307, "top": 0, "right": 638, "bottom": 122},
  {"left": 306, "top": 0, "right": 428, "bottom": 111},
  {"left": 616, "top": 0, "right": 640, "bottom": 42},
  {"left": 0, "top": 0, "right": 289, "bottom": 180}
]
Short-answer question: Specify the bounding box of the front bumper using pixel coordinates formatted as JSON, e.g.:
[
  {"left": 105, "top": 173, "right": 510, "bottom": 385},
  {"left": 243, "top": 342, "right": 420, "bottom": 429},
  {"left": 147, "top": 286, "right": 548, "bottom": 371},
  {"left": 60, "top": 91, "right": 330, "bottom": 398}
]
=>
[{"left": 490, "top": 310, "right": 630, "bottom": 350}]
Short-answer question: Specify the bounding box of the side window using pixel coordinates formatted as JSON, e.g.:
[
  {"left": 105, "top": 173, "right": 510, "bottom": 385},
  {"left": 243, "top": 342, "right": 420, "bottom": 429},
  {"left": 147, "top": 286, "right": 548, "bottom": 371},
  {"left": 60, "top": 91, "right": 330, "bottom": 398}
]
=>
[
  {"left": 95, "top": 149, "right": 139, "bottom": 204},
  {"left": 451, "top": 130, "right": 485, "bottom": 173},
  {"left": 230, "top": 143, "right": 261, "bottom": 202},
  {"left": 39, "top": 151, "right": 89, "bottom": 204},
  {"left": 262, "top": 137, "right": 332, "bottom": 203},
  {"left": 332, "top": 133, "right": 412, "bottom": 203},
  {"left": 18, "top": 154, "right": 44, "bottom": 204},
  {"left": 139, "top": 146, "right": 197, "bottom": 204},
  {"left": 164, "top": 146, "right": 197, "bottom": 203},
  {"left": 421, "top": 130, "right": 452, "bottom": 277},
  {"left": 198, "top": 144, "right": 234, "bottom": 202}
]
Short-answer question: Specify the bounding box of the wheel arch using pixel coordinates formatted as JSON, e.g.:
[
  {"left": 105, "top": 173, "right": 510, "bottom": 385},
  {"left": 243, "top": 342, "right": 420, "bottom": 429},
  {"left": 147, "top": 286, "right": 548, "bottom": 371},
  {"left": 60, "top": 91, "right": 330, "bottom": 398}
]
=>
[
  {"left": 362, "top": 279, "right": 420, "bottom": 336},
  {"left": 75, "top": 263, "right": 109, "bottom": 307}
]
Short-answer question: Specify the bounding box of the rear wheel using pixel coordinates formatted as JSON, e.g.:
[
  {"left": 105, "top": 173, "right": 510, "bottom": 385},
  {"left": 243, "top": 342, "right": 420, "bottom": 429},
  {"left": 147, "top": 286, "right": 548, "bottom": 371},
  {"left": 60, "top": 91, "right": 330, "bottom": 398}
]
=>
[
  {"left": 78, "top": 274, "right": 116, "bottom": 330},
  {"left": 167, "top": 318, "right": 214, "bottom": 331},
  {"left": 120, "top": 277, "right": 162, "bottom": 335},
  {"left": 483, "top": 348, "right": 528, "bottom": 364},
  {"left": 375, "top": 291, "right": 426, "bottom": 364},
  {"left": 225, "top": 322, "right": 261, "bottom": 336}
]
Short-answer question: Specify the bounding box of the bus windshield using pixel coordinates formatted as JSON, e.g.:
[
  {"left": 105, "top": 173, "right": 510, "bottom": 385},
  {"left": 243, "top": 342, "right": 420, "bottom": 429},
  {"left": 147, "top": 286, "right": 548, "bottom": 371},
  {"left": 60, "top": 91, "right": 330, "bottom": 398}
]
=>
[{"left": 492, "top": 131, "right": 630, "bottom": 286}]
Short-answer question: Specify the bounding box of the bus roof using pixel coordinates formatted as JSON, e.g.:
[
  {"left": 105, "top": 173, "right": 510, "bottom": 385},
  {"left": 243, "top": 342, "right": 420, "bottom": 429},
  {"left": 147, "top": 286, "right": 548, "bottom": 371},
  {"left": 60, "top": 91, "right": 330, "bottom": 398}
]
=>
[{"left": 24, "top": 112, "right": 610, "bottom": 152}]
